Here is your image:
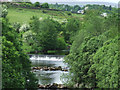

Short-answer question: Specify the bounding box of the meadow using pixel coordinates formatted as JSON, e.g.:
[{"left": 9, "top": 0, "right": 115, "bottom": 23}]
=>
[{"left": 7, "top": 7, "right": 84, "bottom": 24}]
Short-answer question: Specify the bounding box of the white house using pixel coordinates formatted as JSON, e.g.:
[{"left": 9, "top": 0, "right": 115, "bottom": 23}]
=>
[
  {"left": 101, "top": 13, "right": 107, "bottom": 17},
  {"left": 77, "top": 10, "right": 84, "bottom": 14},
  {"left": 84, "top": 7, "right": 88, "bottom": 10}
]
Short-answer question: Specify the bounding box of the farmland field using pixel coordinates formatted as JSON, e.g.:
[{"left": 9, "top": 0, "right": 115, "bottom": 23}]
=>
[{"left": 7, "top": 7, "right": 84, "bottom": 24}]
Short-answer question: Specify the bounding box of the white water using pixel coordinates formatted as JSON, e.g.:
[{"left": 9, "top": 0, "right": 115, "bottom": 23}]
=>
[
  {"left": 29, "top": 55, "right": 65, "bottom": 61},
  {"left": 29, "top": 54, "right": 68, "bottom": 85}
]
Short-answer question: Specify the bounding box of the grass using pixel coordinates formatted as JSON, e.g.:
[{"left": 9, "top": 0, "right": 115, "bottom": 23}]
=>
[
  {"left": 7, "top": 7, "right": 49, "bottom": 24},
  {"left": 7, "top": 7, "right": 84, "bottom": 24}
]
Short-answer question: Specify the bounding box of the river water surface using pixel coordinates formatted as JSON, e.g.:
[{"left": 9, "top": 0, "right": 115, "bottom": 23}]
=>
[{"left": 30, "top": 54, "right": 68, "bottom": 85}]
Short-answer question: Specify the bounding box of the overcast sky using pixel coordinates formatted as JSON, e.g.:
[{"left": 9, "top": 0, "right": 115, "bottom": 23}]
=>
[{"left": 30, "top": 0, "right": 119, "bottom": 3}]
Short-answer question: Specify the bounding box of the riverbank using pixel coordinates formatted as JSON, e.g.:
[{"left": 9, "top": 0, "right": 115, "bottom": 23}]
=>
[{"left": 29, "top": 50, "right": 70, "bottom": 55}]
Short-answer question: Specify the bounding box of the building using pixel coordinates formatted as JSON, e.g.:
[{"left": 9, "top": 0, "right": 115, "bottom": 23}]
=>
[
  {"left": 84, "top": 7, "right": 88, "bottom": 10},
  {"left": 77, "top": 10, "right": 84, "bottom": 14},
  {"left": 101, "top": 13, "right": 107, "bottom": 17}
]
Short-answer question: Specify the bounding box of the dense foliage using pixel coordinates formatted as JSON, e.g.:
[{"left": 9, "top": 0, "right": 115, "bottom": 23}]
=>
[
  {"left": 1, "top": 2, "right": 119, "bottom": 89},
  {"left": 49, "top": 3, "right": 117, "bottom": 13},
  {"left": 41, "top": 3, "right": 49, "bottom": 8},
  {"left": 64, "top": 9, "right": 119, "bottom": 88},
  {"left": 4, "top": 2, "right": 49, "bottom": 9},
  {"left": 63, "top": 18, "right": 80, "bottom": 43},
  {"left": 49, "top": 3, "right": 81, "bottom": 13},
  {"left": 28, "top": 16, "right": 67, "bottom": 53},
  {"left": 2, "top": 5, "right": 38, "bottom": 88},
  {"left": 33, "top": 2, "right": 40, "bottom": 7}
]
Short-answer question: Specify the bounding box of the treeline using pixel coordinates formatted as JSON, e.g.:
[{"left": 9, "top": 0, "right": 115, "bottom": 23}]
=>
[
  {"left": 49, "top": 3, "right": 81, "bottom": 13},
  {"left": 49, "top": 3, "right": 116, "bottom": 13},
  {"left": 2, "top": 2, "right": 117, "bottom": 14},
  {"left": 84, "top": 4, "right": 117, "bottom": 13},
  {"left": 63, "top": 9, "right": 119, "bottom": 88},
  {"left": 14, "top": 16, "right": 81, "bottom": 54},
  {"left": 1, "top": 4, "right": 38, "bottom": 88},
  {"left": 1, "top": 3, "right": 82, "bottom": 54},
  {"left": 2, "top": 2, "right": 49, "bottom": 9},
  {"left": 21, "top": 16, "right": 67, "bottom": 54}
]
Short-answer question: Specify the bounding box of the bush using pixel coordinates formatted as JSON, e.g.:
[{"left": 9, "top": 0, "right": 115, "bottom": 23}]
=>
[
  {"left": 42, "top": 10, "right": 46, "bottom": 13},
  {"left": 2, "top": 18, "right": 38, "bottom": 88},
  {"left": 1, "top": 5, "right": 8, "bottom": 18},
  {"left": 19, "top": 24, "right": 30, "bottom": 32},
  {"left": 57, "top": 37, "right": 67, "bottom": 50},
  {"left": 63, "top": 10, "right": 119, "bottom": 88},
  {"left": 41, "top": 3, "right": 49, "bottom": 8},
  {"left": 89, "top": 36, "right": 119, "bottom": 88},
  {"left": 34, "top": 2, "right": 40, "bottom": 7},
  {"left": 67, "top": 12, "right": 72, "bottom": 15}
]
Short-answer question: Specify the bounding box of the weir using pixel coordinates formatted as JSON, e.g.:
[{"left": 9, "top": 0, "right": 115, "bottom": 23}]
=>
[
  {"left": 29, "top": 54, "right": 68, "bottom": 85},
  {"left": 29, "top": 54, "right": 65, "bottom": 61}
]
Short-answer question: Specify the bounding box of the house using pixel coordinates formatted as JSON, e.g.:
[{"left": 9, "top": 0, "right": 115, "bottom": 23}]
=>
[
  {"left": 84, "top": 7, "right": 88, "bottom": 10},
  {"left": 77, "top": 10, "right": 84, "bottom": 14},
  {"left": 101, "top": 13, "right": 107, "bottom": 17}
]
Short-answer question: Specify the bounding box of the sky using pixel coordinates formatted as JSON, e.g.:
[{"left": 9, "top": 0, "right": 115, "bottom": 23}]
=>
[{"left": 30, "top": 0, "right": 119, "bottom": 3}]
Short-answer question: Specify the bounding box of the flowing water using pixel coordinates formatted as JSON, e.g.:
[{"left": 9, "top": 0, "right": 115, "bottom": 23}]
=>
[{"left": 29, "top": 54, "right": 68, "bottom": 85}]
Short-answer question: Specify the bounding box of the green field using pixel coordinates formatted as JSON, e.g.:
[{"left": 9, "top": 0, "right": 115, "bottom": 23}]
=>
[{"left": 7, "top": 7, "right": 84, "bottom": 24}]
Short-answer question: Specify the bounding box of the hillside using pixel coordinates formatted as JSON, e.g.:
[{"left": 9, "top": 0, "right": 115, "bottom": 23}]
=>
[{"left": 7, "top": 7, "right": 84, "bottom": 24}]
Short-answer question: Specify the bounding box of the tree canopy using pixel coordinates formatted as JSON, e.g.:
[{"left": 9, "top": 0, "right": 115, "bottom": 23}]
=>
[
  {"left": 2, "top": 5, "right": 38, "bottom": 88},
  {"left": 64, "top": 10, "right": 119, "bottom": 88}
]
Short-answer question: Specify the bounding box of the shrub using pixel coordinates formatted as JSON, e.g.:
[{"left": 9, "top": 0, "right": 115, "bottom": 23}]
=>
[
  {"left": 42, "top": 10, "right": 46, "bottom": 13},
  {"left": 41, "top": 3, "right": 49, "bottom": 8},
  {"left": 34, "top": 2, "right": 40, "bottom": 7},
  {"left": 67, "top": 12, "right": 72, "bottom": 15},
  {"left": 57, "top": 37, "right": 67, "bottom": 50}
]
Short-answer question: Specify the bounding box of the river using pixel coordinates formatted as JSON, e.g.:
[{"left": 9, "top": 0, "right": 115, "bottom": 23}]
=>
[{"left": 29, "top": 54, "right": 68, "bottom": 85}]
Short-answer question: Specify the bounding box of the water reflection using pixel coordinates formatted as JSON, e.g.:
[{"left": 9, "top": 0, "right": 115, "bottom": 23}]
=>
[{"left": 34, "top": 70, "right": 68, "bottom": 85}]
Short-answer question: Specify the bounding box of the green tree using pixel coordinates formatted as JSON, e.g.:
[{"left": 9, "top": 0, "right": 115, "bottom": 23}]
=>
[
  {"left": 34, "top": 2, "right": 40, "bottom": 7},
  {"left": 2, "top": 36, "right": 25, "bottom": 88},
  {"left": 0, "top": 5, "right": 8, "bottom": 18},
  {"left": 109, "top": 5, "right": 112, "bottom": 11},
  {"left": 30, "top": 17, "right": 58, "bottom": 53},
  {"left": 89, "top": 37, "right": 119, "bottom": 88},
  {"left": 56, "top": 37, "right": 67, "bottom": 50},
  {"left": 64, "top": 35, "right": 104, "bottom": 88},
  {"left": 73, "top": 5, "right": 81, "bottom": 12},
  {"left": 64, "top": 18, "right": 80, "bottom": 43},
  {"left": 29, "top": 16, "right": 40, "bottom": 32},
  {"left": 29, "top": 16, "right": 42, "bottom": 53},
  {"left": 29, "top": 17, "right": 67, "bottom": 53},
  {"left": 2, "top": 16, "right": 38, "bottom": 88},
  {"left": 38, "top": 18, "right": 58, "bottom": 52},
  {"left": 41, "top": 3, "right": 49, "bottom": 8},
  {"left": 63, "top": 9, "right": 119, "bottom": 88}
]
